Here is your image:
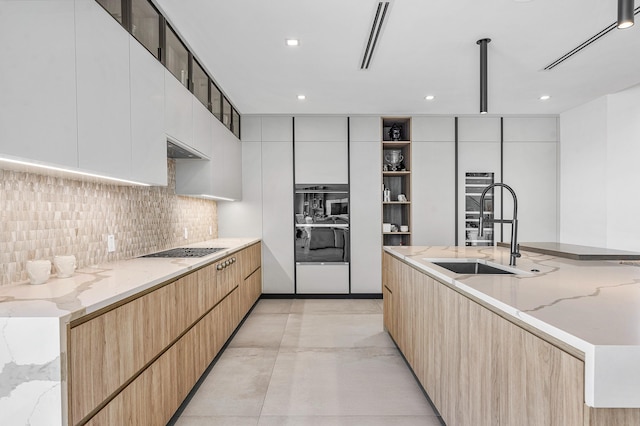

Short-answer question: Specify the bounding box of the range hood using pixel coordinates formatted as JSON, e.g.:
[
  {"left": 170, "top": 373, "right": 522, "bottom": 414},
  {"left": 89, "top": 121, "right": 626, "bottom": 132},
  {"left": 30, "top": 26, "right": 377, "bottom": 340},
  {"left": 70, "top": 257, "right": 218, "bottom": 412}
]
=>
[{"left": 167, "top": 139, "right": 204, "bottom": 160}]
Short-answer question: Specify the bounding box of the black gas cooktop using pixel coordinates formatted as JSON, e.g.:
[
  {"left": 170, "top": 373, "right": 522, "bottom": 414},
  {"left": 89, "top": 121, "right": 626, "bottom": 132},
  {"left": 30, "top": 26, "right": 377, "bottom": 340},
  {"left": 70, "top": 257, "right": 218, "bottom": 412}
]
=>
[{"left": 141, "top": 247, "right": 227, "bottom": 258}]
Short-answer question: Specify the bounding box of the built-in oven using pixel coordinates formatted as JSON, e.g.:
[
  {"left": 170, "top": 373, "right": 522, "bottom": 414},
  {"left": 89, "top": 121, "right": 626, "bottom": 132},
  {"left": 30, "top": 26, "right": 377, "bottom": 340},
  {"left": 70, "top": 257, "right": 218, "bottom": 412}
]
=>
[{"left": 294, "top": 184, "right": 349, "bottom": 293}]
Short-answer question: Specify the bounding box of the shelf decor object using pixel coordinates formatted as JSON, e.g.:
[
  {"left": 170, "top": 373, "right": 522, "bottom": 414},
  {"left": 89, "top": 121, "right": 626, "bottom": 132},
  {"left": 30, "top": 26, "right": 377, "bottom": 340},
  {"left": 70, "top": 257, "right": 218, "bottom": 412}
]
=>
[{"left": 381, "top": 117, "right": 411, "bottom": 246}]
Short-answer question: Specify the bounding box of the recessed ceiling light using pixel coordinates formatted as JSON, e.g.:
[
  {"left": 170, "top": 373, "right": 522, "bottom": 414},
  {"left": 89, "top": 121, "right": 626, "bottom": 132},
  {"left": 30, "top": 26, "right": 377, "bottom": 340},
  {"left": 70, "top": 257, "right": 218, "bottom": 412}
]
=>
[
  {"left": 539, "top": 95, "right": 551, "bottom": 100},
  {"left": 286, "top": 39, "right": 299, "bottom": 46},
  {"left": 425, "top": 95, "right": 435, "bottom": 101},
  {"left": 297, "top": 95, "right": 306, "bottom": 100}
]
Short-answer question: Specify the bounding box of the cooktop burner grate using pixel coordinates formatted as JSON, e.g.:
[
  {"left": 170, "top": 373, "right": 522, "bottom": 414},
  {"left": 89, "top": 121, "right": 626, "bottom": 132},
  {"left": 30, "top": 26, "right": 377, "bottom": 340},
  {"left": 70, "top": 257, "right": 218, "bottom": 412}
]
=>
[{"left": 141, "top": 247, "right": 227, "bottom": 258}]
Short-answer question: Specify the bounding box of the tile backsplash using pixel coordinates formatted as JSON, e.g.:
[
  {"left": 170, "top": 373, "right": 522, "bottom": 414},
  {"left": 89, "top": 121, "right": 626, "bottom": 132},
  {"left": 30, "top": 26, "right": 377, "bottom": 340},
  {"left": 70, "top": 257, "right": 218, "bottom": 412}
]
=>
[{"left": 0, "top": 160, "right": 217, "bottom": 286}]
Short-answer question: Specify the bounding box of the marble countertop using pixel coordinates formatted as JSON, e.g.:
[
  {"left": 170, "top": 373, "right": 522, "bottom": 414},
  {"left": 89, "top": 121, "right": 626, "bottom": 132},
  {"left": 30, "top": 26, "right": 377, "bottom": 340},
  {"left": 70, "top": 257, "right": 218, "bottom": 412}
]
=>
[
  {"left": 497, "top": 241, "right": 640, "bottom": 260},
  {"left": 384, "top": 245, "right": 640, "bottom": 408},
  {"left": 0, "top": 237, "right": 260, "bottom": 322}
]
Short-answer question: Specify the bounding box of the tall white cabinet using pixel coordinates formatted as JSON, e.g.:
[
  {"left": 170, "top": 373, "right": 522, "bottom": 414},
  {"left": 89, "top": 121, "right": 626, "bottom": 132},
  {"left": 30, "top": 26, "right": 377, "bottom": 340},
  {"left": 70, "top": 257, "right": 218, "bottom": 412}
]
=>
[
  {"left": 261, "top": 117, "right": 295, "bottom": 294},
  {"left": 412, "top": 117, "right": 456, "bottom": 245},
  {"left": 350, "top": 117, "right": 382, "bottom": 293},
  {"left": 503, "top": 117, "right": 558, "bottom": 242}
]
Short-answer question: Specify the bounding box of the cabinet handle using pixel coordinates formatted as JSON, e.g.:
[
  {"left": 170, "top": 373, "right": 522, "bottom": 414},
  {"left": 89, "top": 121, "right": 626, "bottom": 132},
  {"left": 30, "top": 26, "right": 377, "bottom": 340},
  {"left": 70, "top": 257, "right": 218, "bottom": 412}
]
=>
[{"left": 217, "top": 264, "right": 223, "bottom": 270}]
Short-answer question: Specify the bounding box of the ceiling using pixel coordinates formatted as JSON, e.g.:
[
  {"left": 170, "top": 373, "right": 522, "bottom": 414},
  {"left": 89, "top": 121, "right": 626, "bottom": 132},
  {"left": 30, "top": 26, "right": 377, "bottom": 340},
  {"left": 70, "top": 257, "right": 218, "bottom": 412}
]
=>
[{"left": 152, "top": 0, "right": 640, "bottom": 116}]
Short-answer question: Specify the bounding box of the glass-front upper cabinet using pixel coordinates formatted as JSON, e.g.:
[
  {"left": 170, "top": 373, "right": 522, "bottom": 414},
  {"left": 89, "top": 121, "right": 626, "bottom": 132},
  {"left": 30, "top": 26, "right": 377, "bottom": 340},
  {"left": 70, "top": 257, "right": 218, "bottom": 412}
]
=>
[
  {"left": 192, "top": 59, "right": 209, "bottom": 107},
  {"left": 222, "top": 97, "right": 232, "bottom": 129},
  {"left": 96, "top": 0, "right": 123, "bottom": 23},
  {"left": 165, "top": 24, "right": 189, "bottom": 87},
  {"left": 131, "top": 0, "right": 160, "bottom": 59},
  {"left": 232, "top": 108, "right": 240, "bottom": 138},
  {"left": 211, "top": 83, "right": 222, "bottom": 120}
]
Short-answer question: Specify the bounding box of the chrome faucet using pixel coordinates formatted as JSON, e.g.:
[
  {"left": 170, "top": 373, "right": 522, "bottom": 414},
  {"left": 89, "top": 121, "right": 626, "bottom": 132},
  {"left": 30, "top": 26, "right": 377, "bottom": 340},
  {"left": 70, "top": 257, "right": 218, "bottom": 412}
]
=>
[{"left": 478, "top": 183, "right": 521, "bottom": 266}]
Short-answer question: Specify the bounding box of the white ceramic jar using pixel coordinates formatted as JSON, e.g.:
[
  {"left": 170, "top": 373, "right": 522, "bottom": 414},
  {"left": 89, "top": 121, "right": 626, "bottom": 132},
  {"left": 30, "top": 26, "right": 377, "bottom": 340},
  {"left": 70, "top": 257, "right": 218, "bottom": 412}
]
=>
[
  {"left": 54, "top": 255, "right": 76, "bottom": 278},
  {"left": 26, "top": 260, "right": 51, "bottom": 285}
]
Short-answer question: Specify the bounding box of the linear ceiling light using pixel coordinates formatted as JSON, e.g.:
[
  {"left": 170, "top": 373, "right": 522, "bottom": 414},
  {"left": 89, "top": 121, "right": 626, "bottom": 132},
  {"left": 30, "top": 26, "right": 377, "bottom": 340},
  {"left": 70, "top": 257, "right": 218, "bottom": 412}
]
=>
[
  {"left": 477, "top": 38, "right": 491, "bottom": 114},
  {"left": 618, "top": 0, "right": 635, "bottom": 28},
  {"left": 545, "top": 5, "right": 640, "bottom": 70},
  {"left": 360, "top": 2, "right": 390, "bottom": 69}
]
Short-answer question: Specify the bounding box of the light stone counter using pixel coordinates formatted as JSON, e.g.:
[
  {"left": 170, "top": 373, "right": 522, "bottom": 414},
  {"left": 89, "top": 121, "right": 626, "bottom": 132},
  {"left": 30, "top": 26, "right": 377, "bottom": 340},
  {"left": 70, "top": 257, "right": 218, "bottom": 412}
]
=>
[
  {"left": 0, "top": 237, "right": 260, "bottom": 425},
  {"left": 384, "top": 245, "right": 640, "bottom": 409}
]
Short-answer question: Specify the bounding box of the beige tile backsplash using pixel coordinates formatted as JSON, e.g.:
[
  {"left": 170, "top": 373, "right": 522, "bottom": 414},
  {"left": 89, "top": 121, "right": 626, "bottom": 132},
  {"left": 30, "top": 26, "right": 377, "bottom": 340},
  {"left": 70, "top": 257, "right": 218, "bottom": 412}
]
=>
[{"left": 0, "top": 160, "right": 217, "bottom": 286}]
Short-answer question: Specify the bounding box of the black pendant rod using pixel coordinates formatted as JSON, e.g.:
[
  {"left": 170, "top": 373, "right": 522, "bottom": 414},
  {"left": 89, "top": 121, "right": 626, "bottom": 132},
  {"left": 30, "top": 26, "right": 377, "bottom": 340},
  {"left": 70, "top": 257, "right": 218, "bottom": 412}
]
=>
[{"left": 477, "top": 38, "right": 491, "bottom": 114}]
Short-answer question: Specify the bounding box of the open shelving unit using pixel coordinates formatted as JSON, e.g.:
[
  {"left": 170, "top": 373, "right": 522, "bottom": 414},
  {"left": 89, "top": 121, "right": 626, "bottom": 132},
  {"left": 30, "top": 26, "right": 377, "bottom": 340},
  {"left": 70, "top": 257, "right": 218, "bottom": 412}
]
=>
[{"left": 382, "top": 117, "right": 411, "bottom": 246}]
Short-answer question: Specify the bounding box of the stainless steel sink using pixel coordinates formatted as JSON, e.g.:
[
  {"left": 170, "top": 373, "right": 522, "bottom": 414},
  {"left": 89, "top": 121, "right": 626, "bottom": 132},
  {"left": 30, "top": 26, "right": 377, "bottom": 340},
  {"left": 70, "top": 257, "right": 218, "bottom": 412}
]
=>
[{"left": 423, "top": 258, "right": 525, "bottom": 275}]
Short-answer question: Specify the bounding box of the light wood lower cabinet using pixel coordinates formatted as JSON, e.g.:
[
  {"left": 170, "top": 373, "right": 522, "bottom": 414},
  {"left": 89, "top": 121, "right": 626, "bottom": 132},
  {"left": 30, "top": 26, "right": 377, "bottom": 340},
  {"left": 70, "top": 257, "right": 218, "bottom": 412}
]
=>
[
  {"left": 383, "top": 252, "right": 585, "bottom": 426},
  {"left": 69, "top": 243, "right": 261, "bottom": 425}
]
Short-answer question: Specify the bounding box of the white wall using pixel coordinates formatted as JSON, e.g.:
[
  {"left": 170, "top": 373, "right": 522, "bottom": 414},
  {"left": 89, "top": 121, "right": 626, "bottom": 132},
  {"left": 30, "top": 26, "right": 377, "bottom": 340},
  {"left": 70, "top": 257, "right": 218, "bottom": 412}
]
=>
[{"left": 559, "top": 84, "right": 640, "bottom": 251}]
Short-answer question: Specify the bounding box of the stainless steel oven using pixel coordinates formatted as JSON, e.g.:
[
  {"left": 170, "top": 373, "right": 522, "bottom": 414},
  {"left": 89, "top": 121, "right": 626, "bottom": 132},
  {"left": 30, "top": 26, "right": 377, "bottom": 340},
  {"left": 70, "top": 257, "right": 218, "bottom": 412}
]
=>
[{"left": 294, "top": 184, "right": 349, "bottom": 293}]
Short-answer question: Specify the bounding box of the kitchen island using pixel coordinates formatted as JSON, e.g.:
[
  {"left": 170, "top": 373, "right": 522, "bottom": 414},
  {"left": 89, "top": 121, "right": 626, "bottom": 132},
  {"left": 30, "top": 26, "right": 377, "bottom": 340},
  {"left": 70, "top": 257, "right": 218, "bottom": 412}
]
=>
[
  {"left": 0, "top": 238, "right": 261, "bottom": 426},
  {"left": 383, "top": 245, "right": 640, "bottom": 425}
]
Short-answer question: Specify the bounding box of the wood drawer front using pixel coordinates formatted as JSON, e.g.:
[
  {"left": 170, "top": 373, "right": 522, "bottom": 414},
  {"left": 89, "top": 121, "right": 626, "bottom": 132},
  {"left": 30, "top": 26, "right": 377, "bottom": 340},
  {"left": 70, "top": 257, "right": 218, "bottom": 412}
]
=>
[
  {"left": 208, "top": 254, "right": 240, "bottom": 306},
  {"left": 240, "top": 267, "right": 262, "bottom": 316},
  {"left": 69, "top": 265, "right": 212, "bottom": 424},
  {"left": 239, "top": 243, "right": 261, "bottom": 280},
  {"left": 87, "top": 290, "right": 239, "bottom": 426}
]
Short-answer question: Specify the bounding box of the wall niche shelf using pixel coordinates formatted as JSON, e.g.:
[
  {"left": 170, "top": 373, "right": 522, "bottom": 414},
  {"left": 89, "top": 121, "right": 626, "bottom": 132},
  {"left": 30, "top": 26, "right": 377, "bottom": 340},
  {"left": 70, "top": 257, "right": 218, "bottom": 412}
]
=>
[{"left": 382, "top": 117, "right": 412, "bottom": 246}]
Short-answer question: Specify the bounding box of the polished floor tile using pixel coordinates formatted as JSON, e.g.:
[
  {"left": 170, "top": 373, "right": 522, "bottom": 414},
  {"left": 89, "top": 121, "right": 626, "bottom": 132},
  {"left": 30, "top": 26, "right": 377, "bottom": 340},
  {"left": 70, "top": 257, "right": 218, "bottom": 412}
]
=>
[
  {"left": 228, "top": 313, "right": 289, "bottom": 348},
  {"left": 257, "top": 415, "right": 442, "bottom": 426},
  {"left": 280, "top": 313, "right": 393, "bottom": 349},
  {"left": 290, "top": 298, "right": 382, "bottom": 314},
  {"left": 175, "top": 299, "right": 441, "bottom": 425},
  {"left": 260, "top": 348, "right": 433, "bottom": 417},
  {"left": 251, "top": 299, "right": 294, "bottom": 314},
  {"left": 179, "top": 347, "right": 278, "bottom": 417}
]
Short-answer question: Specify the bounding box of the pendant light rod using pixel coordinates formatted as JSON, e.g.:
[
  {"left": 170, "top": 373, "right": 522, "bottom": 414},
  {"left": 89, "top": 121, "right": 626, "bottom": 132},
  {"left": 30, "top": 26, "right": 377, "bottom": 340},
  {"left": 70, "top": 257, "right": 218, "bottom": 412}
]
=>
[
  {"left": 477, "top": 38, "right": 491, "bottom": 114},
  {"left": 618, "top": 0, "right": 635, "bottom": 29}
]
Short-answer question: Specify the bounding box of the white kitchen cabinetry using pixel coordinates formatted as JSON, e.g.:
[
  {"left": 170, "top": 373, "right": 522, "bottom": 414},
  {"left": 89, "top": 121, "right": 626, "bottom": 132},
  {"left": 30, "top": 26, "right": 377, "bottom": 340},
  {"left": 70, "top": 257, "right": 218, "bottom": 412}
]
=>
[
  {"left": 262, "top": 117, "right": 295, "bottom": 294},
  {"left": 174, "top": 117, "right": 242, "bottom": 200},
  {"left": 192, "top": 98, "right": 214, "bottom": 159},
  {"left": 0, "top": 0, "right": 78, "bottom": 168},
  {"left": 296, "top": 263, "right": 349, "bottom": 294},
  {"left": 211, "top": 116, "right": 242, "bottom": 200},
  {"left": 129, "top": 36, "right": 167, "bottom": 186},
  {"left": 503, "top": 117, "right": 558, "bottom": 242},
  {"left": 294, "top": 116, "right": 348, "bottom": 184},
  {"left": 75, "top": 0, "right": 132, "bottom": 178},
  {"left": 457, "top": 117, "right": 502, "bottom": 246},
  {"left": 217, "top": 117, "right": 263, "bottom": 238},
  {"left": 412, "top": 117, "right": 456, "bottom": 245},
  {"left": 165, "top": 69, "right": 194, "bottom": 150},
  {"left": 349, "top": 116, "right": 382, "bottom": 294}
]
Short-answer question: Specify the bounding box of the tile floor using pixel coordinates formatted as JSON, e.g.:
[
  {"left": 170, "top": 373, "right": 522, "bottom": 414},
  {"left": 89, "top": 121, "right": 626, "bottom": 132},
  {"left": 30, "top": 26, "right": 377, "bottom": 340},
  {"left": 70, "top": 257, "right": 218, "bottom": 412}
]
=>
[{"left": 174, "top": 299, "right": 442, "bottom": 426}]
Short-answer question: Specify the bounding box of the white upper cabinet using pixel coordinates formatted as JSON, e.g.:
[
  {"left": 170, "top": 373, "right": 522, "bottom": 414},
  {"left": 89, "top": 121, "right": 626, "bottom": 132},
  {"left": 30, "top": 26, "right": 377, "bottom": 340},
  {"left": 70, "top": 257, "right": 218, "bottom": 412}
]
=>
[
  {"left": 294, "top": 116, "right": 348, "bottom": 184},
  {"left": 129, "top": 36, "right": 167, "bottom": 186},
  {"left": 165, "top": 69, "right": 193, "bottom": 148},
  {"left": 211, "top": 117, "right": 242, "bottom": 200},
  {"left": 175, "top": 117, "right": 242, "bottom": 200},
  {"left": 75, "top": 0, "right": 132, "bottom": 178},
  {"left": 0, "top": 0, "right": 78, "bottom": 168},
  {"left": 191, "top": 98, "right": 213, "bottom": 159}
]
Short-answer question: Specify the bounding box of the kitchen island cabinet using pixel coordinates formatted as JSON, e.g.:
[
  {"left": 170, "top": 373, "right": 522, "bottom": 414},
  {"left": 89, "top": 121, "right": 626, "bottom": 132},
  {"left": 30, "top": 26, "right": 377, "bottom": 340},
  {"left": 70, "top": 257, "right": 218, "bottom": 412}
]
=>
[
  {"left": 383, "top": 246, "right": 640, "bottom": 425},
  {"left": 0, "top": 238, "right": 260, "bottom": 426}
]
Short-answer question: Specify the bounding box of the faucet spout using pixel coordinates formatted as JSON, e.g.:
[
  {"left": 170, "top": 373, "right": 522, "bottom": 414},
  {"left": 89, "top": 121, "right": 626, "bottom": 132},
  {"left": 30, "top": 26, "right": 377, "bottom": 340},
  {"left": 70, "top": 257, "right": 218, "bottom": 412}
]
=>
[{"left": 478, "top": 183, "right": 521, "bottom": 266}]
